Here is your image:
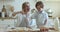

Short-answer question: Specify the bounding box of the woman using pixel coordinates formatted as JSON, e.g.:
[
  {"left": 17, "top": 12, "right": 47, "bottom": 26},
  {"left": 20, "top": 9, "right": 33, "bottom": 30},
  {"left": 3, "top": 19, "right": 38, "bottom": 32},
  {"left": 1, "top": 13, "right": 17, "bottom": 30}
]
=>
[{"left": 13, "top": 2, "right": 37, "bottom": 28}]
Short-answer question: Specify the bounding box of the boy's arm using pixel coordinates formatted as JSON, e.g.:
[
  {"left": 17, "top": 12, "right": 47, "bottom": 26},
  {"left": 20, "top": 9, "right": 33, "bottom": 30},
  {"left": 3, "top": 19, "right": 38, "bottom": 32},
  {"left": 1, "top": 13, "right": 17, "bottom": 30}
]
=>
[{"left": 44, "top": 13, "right": 48, "bottom": 25}]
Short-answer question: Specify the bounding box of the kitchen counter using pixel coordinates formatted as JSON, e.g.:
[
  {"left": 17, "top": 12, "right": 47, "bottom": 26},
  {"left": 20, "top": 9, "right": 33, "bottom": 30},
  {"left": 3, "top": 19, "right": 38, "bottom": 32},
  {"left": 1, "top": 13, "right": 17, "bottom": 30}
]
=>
[
  {"left": 0, "top": 17, "right": 17, "bottom": 30},
  {"left": 0, "top": 17, "right": 16, "bottom": 19},
  {"left": 0, "top": 27, "right": 60, "bottom": 32},
  {"left": 6, "top": 27, "right": 40, "bottom": 32},
  {"left": 5, "top": 27, "right": 60, "bottom": 32}
]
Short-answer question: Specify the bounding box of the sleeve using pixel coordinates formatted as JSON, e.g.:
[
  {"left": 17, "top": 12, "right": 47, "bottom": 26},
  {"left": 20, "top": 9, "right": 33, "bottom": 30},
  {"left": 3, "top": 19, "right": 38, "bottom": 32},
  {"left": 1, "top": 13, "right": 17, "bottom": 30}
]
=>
[
  {"left": 28, "top": 19, "right": 37, "bottom": 28},
  {"left": 15, "top": 14, "right": 23, "bottom": 27},
  {"left": 43, "top": 13, "right": 48, "bottom": 25},
  {"left": 31, "top": 12, "right": 36, "bottom": 19},
  {"left": 45, "top": 13, "right": 48, "bottom": 20},
  {"left": 27, "top": 14, "right": 37, "bottom": 28}
]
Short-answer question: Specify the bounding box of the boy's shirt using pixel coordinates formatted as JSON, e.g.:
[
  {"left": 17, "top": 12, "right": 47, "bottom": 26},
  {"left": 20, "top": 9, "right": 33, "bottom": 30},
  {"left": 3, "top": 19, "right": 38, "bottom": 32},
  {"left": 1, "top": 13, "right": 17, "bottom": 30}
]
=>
[{"left": 31, "top": 10, "right": 48, "bottom": 28}]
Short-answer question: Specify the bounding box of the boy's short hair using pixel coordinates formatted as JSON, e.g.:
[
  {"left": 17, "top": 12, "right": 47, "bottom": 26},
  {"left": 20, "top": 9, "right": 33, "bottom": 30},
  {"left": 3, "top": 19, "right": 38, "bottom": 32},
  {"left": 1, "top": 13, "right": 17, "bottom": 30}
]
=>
[{"left": 35, "top": 1, "right": 44, "bottom": 8}]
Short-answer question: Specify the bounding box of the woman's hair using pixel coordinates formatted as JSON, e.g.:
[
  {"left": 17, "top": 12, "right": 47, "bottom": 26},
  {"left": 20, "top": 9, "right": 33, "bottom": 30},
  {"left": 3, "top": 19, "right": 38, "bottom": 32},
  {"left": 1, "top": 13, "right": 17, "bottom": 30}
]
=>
[
  {"left": 22, "top": 2, "right": 29, "bottom": 9},
  {"left": 35, "top": 1, "right": 44, "bottom": 8}
]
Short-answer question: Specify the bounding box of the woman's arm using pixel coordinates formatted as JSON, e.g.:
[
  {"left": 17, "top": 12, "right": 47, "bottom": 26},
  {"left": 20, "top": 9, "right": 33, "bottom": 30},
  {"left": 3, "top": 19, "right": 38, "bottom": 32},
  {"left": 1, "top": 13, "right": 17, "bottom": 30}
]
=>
[{"left": 12, "top": 11, "right": 24, "bottom": 16}]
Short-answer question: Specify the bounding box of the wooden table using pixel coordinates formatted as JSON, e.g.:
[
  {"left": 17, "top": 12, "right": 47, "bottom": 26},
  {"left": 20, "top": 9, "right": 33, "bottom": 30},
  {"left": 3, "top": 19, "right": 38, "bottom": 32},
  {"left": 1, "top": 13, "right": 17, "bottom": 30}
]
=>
[
  {"left": 6, "top": 27, "right": 40, "bottom": 32},
  {"left": 7, "top": 27, "right": 58, "bottom": 32}
]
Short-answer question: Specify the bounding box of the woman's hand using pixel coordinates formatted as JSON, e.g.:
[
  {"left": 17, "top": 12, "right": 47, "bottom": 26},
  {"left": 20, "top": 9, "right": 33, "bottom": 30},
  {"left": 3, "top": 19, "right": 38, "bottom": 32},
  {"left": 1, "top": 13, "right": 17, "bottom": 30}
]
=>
[
  {"left": 12, "top": 12, "right": 17, "bottom": 16},
  {"left": 40, "top": 27, "right": 49, "bottom": 32}
]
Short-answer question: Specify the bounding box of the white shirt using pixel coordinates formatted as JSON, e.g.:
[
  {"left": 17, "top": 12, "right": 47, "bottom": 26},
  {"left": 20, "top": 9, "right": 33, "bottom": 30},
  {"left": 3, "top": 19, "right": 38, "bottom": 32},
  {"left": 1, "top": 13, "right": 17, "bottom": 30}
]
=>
[
  {"left": 15, "top": 13, "right": 37, "bottom": 28},
  {"left": 32, "top": 10, "right": 48, "bottom": 28}
]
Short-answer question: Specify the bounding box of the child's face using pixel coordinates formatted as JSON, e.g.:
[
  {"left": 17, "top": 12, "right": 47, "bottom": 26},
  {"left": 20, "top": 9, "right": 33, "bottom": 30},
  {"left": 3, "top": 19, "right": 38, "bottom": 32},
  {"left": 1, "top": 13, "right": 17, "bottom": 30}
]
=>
[
  {"left": 36, "top": 5, "right": 41, "bottom": 11},
  {"left": 36, "top": 5, "right": 43, "bottom": 11}
]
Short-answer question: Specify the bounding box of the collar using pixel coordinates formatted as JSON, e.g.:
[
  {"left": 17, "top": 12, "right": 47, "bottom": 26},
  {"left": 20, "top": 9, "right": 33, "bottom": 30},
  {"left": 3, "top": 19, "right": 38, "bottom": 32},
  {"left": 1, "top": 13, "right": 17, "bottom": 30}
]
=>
[{"left": 36, "top": 10, "right": 44, "bottom": 14}]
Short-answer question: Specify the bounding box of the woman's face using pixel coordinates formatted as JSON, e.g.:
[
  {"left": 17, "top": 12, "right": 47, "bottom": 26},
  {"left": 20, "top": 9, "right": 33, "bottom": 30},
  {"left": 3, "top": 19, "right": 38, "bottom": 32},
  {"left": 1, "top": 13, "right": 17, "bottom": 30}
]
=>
[{"left": 24, "top": 4, "right": 30, "bottom": 12}]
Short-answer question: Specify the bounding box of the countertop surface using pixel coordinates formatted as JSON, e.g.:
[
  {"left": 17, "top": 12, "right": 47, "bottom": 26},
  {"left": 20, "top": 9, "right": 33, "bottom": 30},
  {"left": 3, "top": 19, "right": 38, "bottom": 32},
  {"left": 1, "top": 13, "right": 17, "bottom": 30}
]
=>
[
  {"left": 0, "top": 27, "right": 60, "bottom": 32},
  {"left": 0, "top": 17, "right": 16, "bottom": 19}
]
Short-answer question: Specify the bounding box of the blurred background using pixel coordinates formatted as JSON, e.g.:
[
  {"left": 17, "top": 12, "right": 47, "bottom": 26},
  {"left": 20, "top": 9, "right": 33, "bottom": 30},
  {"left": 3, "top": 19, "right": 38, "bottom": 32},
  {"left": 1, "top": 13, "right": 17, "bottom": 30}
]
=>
[{"left": 0, "top": 0, "right": 60, "bottom": 32}]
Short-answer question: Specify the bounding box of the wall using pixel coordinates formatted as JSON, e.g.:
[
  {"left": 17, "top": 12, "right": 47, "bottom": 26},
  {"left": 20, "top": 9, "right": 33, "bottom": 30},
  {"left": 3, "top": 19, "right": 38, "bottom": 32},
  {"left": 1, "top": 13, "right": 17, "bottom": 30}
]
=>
[
  {"left": 44, "top": 1, "right": 60, "bottom": 17},
  {"left": 0, "top": 0, "right": 60, "bottom": 17},
  {"left": 0, "top": 0, "right": 36, "bottom": 12}
]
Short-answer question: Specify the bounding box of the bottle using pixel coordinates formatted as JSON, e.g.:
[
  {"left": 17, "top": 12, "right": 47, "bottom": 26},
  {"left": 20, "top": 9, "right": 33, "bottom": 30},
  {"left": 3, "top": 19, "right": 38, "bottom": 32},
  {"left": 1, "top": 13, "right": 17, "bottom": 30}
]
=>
[
  {"left": 2, "top": 5, "right": 7, "bottom": 18},
  {"left": 2, "top": 12, "right": 5, "bottom": 18}
]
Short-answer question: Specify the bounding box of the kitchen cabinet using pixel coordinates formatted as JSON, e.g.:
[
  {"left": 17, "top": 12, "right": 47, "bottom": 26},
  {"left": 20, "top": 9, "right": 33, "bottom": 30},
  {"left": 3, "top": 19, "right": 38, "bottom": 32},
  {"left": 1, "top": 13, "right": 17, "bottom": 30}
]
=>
[{"left": 0, "top": 17, "right": 17, "bottom": 29}]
